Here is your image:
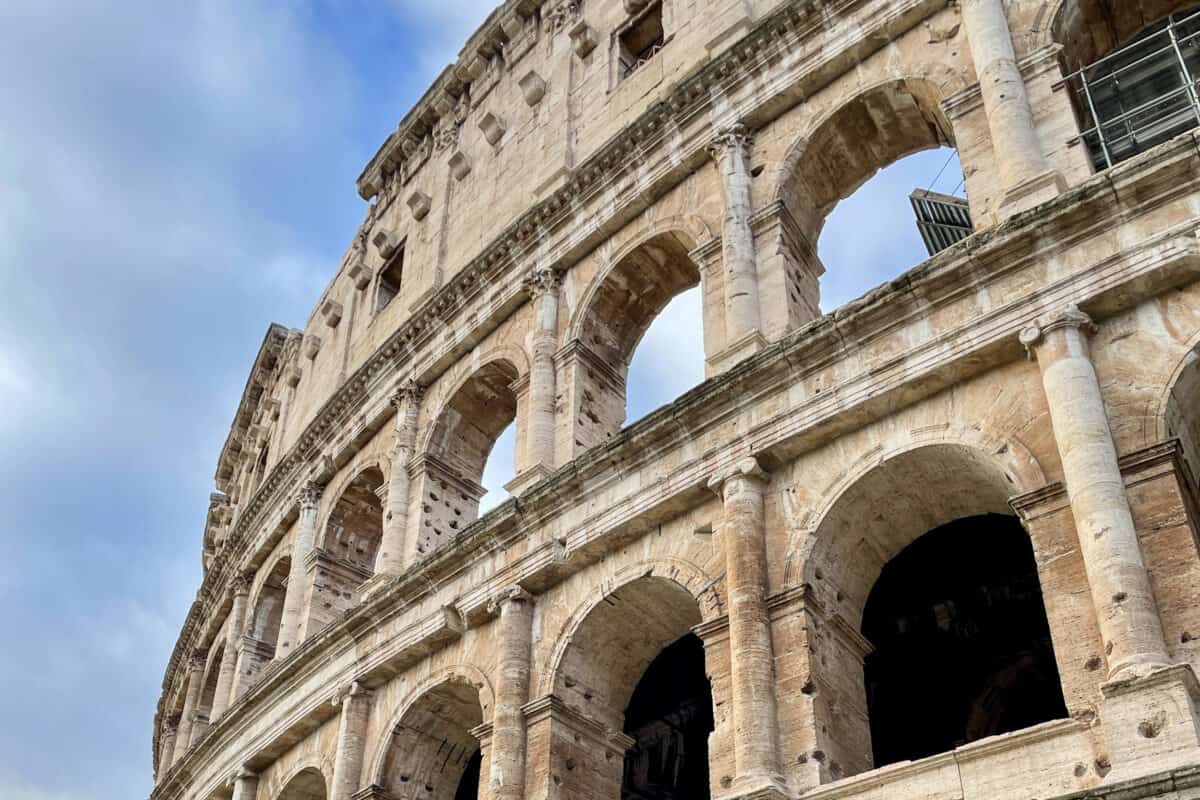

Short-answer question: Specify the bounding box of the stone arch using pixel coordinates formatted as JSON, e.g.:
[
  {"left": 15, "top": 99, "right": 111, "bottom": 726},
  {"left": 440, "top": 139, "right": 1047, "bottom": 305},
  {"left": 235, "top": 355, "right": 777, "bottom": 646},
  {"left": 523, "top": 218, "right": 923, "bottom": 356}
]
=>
[
  {"left": 275, "top": 764, "right": 328, "bottom": 800},
  {"left": 541, "top": 564, "right": 720, "bottom": 800},
  {"left": 413, "top": 355, "right": 524, "bottom": 556},
  {"left": 779, "top": 442, "right": 1067, "bottom": 778},
  {"left": 238, "top": 553, "right": 291, "bottom": 691},
  {"left": 1156, "top": 328, "right": 1200, "bottom": 468},
  {"left": 318, "top": 463, "right": 386, "bottom": 572},
  {"left": 369, "top": 666, "right": 494, "bottom": 800},
  {"left": 544, "top": 562, "right": 718, "bottom": 723},
  {"left": 784, "top": 431, "right": 1047, "bottom": 590},
  {"left": 196, "top": 639, "right": 226, "bottom": 726},
  {"left": 563, "top": 229, "right": 708, "bottom": 455},
  {"left": 772, "top": 76, "right": 962, "bottom": 252}
]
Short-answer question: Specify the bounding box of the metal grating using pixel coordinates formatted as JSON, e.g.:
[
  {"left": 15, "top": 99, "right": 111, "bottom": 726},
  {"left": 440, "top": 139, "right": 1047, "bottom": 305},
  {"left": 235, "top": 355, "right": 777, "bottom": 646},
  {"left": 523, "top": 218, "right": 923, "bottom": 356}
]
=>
[
  {"left": 1060, "top": 9, "right": 1200, "bottom": 171},
  {"left": 910, "top": 189, "right": 973, "bottom": 256}
]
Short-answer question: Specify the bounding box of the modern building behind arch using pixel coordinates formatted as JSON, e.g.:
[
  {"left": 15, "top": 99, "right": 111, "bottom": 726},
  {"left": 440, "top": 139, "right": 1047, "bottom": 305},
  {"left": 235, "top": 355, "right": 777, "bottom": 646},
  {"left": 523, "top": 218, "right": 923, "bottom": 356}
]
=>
[{"left": 154, "top": 2, "right": 1200, "bottom": 800}]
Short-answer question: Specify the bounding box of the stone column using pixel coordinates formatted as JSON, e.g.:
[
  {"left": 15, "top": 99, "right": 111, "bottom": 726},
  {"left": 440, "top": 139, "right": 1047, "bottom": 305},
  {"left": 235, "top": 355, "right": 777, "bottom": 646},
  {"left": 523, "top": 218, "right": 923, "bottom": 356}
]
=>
[
  {"left": 210, "top": 572, "right": 252, "bottom": 721},
  {"left": 709, "top": 123, "right": 764, "bottom": 351},
  {"left": 278, "top": 481, "right": 322, "bottom": 657},
  {"left": 158, "top": 714, "right": 180, "bottom": 777},
  {"left": 961, "top": 0, "right": 1063, "bottom": 214},
  {"left": 173, "top": 651, "right": 206, "bottom": 764},
  {"left": 511, "top": 268, "right": 561, "bottom": 493},
  {"left": 708, "top": 457, "right": 784, "bottom": 796},
  {"left": 1021, "top": 306, "right": 1169, "bottom": 680},
  {"left": 488, "top": 586, "right": 534, "bottom": 800},
  {"left": 330, "top": 682, "right": 373, "bottom": 800},
  {"left": 230, "top": 767, "right": 259, "bottom": 800},
  {"left": 375, "top": 382, "right": 423, "bottom": 577}
]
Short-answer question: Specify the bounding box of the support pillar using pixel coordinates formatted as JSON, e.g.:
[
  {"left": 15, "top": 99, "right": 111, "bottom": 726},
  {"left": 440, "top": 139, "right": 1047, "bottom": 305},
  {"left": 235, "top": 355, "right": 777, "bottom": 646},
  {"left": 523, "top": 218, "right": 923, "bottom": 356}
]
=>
[
  {"left": 173, "top": 651, "right": 206, "bottom": 764},
  {"left": 509, "top": 268, "right": 560, "bottom": 494},
  {"left": 1020, "top": 306, "right": 1169, "bottom": 680},
  {"left": 331, "top": 682, "right": 373, "bottom": 800},
  {"left": 230, "top": 767, "right": 259, "bottom": 800},
  {"left": 709, "top": 123, "right": 766, "bottom": 368},
  {"left": 210, "top": 572, "right": 251, "bottom": 721},
  {"left": 278, "top": 481, "right": 322, "bottom": 657},
  {"left": 708, "top": 457, "right": 785, "bottom": 798},
  {"left": 961, "top": 0, "right": 1064, "bottom": 216},
  {"left": 374, "top": 382, "right": 423, "bottom": 578},
  {"left": 488, "top": 586, "right": 534, "bottom": 800}
]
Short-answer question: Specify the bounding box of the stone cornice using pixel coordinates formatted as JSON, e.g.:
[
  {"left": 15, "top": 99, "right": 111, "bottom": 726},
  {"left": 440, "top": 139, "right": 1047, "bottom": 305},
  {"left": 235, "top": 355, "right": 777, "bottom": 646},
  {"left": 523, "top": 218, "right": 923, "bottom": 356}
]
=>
[{"left": 154, "top": 130, "right": 1200, "bottom": 795}]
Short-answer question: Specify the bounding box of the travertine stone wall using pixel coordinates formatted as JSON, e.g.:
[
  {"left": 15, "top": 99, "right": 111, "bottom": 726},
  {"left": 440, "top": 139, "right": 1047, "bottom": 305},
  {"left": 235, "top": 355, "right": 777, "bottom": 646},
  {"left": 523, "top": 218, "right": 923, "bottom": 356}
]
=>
[{"left": 155, "top": 2, "right": 1200, "bottom": 800}]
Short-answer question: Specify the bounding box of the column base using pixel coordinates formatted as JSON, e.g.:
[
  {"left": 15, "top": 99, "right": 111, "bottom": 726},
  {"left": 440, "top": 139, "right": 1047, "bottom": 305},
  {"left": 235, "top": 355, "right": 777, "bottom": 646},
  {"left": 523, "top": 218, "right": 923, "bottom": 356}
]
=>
[
  {"left": 707, "top": 330, "right": 769, "bottom": 376},
  {"left": 1101, "top": 664, "right": 1200, "bottom": 783},
  {"left": 1000, "top": 169, "right": 1066, "bottom": 219},
  {"left": 505, "top": 463, "right": 554, "bottom": 496},
  {"left": 717, "top": 775, "right": 791, "bottom": 800}
]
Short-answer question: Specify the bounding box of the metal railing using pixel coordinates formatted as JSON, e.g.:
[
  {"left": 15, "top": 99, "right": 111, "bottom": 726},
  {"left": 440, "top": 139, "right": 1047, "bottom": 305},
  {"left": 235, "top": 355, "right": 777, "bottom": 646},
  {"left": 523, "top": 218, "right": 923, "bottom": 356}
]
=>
[{"left": 1060, "top": 8, "right": 1200, "bottom": 171}]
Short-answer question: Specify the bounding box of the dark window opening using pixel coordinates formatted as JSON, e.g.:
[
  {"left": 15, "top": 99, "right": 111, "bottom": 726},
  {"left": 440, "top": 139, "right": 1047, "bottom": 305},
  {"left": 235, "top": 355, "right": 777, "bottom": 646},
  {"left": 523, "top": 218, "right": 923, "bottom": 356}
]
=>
[
  {"left": 622, "top": 633, "right": 713, "bottom": 800},
  {"left": 619, "top": 3, "right": 665, "bottom": 80},
  {"left": 862, "top": 514, "right": 1067, "bottom": 767},
  {"left": 376, "top": 242, "right": 405, "bottom": 312},
  {"left": 453, "top": 749, "right": 481, "bottom": 800},
  {"left": 254, "top": 445, "right": 269, "bottom": 490}
]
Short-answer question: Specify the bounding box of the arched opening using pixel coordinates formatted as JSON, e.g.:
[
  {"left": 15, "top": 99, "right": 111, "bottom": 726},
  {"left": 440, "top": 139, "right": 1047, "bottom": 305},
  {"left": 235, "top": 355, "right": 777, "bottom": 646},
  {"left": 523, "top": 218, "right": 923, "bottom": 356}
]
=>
[
  {"left": 818, "top": 149, "right": 965, "bottom": 311},
  {"left": 238, "top": 555, "right": 290, "bottom": 692},
  {"left": 779, "top": 79, "right": 969, "bottom": 314},
  {"left": 194, "top": 642, "right": 225, "bottom": 735},
  {"left": 479, "top": 422, "right": 517, "bottom": 514},
  {"left": 1055, "top": 3, "right": 1200, "bottom": 170},
  {"left": 622, "top": 633, "right": 713, "bottom": 800},
  {"left": 277, "top": 767, "right": 327, "bottom": 800},
  {"left": 248, "top": 556, "right": 289, "bottom": 656},
  {"left": 379, "top": 678, "right": 485, "bottom": 800},
  {"left": 568, "top": 232, "right": 702, "bottom": 453},
  {"left": 861, "top": 514, "right": 1067, "bottom": 767},
  {"left": 323, "top": 466, "right": 385, "bottom": 574},
  {"left": 624, "top": 287, "right": 705, "bottom": 425},
  {"left": 555, "top": 576, "right": 714, "bottom": 799},
  {"left": 420, "top": 359, "right": 519, "bottom": 554},
  {"left": 798, "top": 445, "right": 1067, "bottom": 780}
]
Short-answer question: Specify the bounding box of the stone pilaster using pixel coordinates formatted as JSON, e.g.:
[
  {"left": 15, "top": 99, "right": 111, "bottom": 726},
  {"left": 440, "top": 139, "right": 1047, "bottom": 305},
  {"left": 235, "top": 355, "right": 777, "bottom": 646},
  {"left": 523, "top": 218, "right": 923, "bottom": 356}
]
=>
[
  {"left": 331, "top": 682, "right": 374, "bottom": 800},
  {"left": 278, "top": 481, "right": 323, "bottom": 657},
  {"left": 708, "top": 457, "right": 785, "bottom": 798},
  {"left": 709, "top": 123, "right": 765, "bottom": 365},
  {"left": 173, "top": 651, "right": 206, "bottom": 763},
  {"left": 1020, "top": 306, "right": 1169, "bottom": 680},
  {"left": 374, "top": 382, "right": 423, "bottom": 578},
  {"left": 961, "top": 0, "right": 1063, "bottom": 216},
  {"left": 509, "top": 268, "right": 561, "bottom": 494},
  {"left": 487, "top": 586, "right": 534, "bottom": 800},
  {"left": 230, "top": 767, "right": 259, "bottom": 800},
  {"left": 210, "top": 572, "right": 252, "bottom": 721}
]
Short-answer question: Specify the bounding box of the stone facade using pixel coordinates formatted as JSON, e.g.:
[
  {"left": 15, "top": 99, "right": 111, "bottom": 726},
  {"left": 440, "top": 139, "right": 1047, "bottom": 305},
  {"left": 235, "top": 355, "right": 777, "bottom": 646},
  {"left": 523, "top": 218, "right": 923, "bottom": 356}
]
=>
[{"left": 153, "top": 2, "right": 1200, "bottom": 800}]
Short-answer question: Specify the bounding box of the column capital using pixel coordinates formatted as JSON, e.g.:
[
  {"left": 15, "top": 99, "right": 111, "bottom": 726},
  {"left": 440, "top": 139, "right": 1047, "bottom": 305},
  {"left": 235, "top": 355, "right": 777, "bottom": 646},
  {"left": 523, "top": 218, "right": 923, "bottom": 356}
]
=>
[
  {"left": 708, "top": 121, "right": 753, "bottom": 160},
  {"left": 1019, "top": 304, "right": 1095, "bottom": 353},
  {"left": 187, "top": 650, "right": 208, "bottom": 672},
  {"left": 164, "top": 713, "right": 182, "bottom": 731},
  {"left": 228, "top": 765, "right": 257, "bottom": 784},
  {"left": 295, "top": 481, "right": 323, "bottom": 513},
  {"left": 331, "top": 679, "right": 373, "bottom": 708},
  {"left": 390, "top": 379, "right": 424, "bottom": 410},
  {"left": 707, "top": 455, "right": 769, "bottom": 495},
  {"left": 488, "top": 584, "right": 534, "bottom": 613},
  {"left": 523, "top": 265, "right": 562, "bottom": 297},
  {"left": 230, "top": 570, "right": 253, "bottom": 598}
]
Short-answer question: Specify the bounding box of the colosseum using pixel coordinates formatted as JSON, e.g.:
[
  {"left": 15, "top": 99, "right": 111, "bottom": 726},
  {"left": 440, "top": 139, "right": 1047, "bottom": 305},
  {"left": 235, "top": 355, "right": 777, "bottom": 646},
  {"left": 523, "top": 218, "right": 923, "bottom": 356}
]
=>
[{"left": 152, "top": 1, "right": 1200, "bottom": 799}]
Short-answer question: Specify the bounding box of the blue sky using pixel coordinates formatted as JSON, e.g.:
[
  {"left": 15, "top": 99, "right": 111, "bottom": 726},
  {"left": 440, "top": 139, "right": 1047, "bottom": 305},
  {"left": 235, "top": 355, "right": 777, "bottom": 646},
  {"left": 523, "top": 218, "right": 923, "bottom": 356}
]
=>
[{"left": 0, "top": 3, "right": 958, "bottom": 798}]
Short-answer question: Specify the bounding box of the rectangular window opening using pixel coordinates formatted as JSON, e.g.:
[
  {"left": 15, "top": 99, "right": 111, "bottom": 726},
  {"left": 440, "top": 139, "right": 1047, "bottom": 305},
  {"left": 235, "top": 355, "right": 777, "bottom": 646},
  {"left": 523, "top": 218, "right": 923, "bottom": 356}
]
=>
[
  {"left": 376, "top": 241, "right": 405, "bottom": 312},
  {"left": 619, "top": 2, "right": 664, "bottom": 81}
]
